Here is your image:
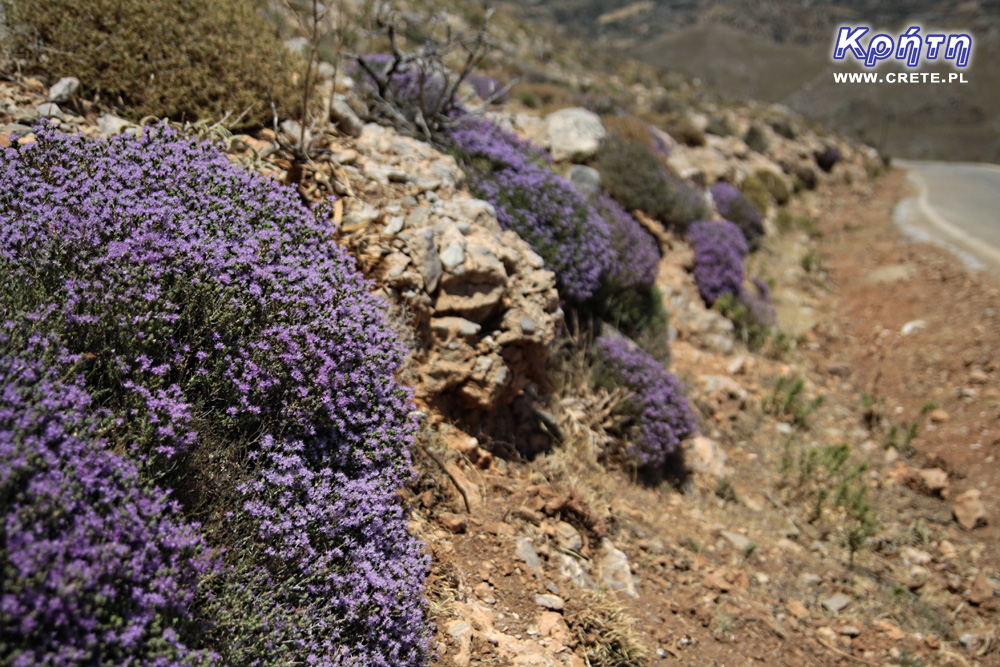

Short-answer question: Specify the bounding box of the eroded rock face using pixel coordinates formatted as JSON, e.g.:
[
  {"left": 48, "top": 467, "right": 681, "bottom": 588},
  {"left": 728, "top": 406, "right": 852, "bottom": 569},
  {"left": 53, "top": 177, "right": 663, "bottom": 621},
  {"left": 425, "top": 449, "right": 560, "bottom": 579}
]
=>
[{"left": 352, "top": 124, "right": 562, "bottom": 411}]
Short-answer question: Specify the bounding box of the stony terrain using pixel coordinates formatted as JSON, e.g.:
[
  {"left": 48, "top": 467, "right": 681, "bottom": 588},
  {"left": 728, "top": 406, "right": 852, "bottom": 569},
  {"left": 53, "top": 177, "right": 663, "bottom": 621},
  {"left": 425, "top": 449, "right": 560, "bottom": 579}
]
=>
[{"left": 2, "top": 12, "right": 997, "bottom": 664}]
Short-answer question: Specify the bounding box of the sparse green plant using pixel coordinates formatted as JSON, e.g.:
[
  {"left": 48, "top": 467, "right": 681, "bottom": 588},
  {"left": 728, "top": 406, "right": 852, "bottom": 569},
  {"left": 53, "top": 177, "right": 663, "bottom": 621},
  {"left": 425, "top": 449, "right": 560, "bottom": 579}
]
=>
[
  {"left": 905, "top": 518, "right": 931, "bottom": 546},
  {"left": 715, "top": 611, "right": 735, "bottom": 636},
  {"left": 892, "top": 650, "right": 923, "bottom": 667},
  {"left": 775, "top": 209, "right": 820, "bottom": 238},
  {"left": 868, "top": 396, "right": 937, "bottom": 457},
  {"left": 801, "top": 249, "right": 823, "bottom": 274},
  {"left": 742, "top": 542, "right": 759, "bottom": 561},
  {"left": 715, "top": 477, "right": 737, "bottom": 504},
  {"left": 780, "top": 441, "right": 878, "bottom": 567},
  {"left": 764, "top": 374, "right": 824, "bottom": 428}
]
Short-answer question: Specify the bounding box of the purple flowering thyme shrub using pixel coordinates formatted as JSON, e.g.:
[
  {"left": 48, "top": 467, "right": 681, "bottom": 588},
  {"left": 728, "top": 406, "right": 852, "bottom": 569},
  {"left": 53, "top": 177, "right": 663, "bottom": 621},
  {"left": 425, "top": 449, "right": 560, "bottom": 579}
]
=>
[
  {"left": 0, "top": 345, "right": 218, "bottom": 666},
  {"left": 1, "top": 125, "right": 413, "bottom": 476},
  {"left": 593, "top": 193, "right": 660, "bottom": 290},
  {"left": 466, "top": 73, "right": 508, "bottom": 104},
  {"left": 594, "top": 336, "right": 697, "bottom": 469},
  {"left": 208, "top": 435, "right": 428, "bottom": 665},
  {"left": 688, "top": 220, "right": 776, "bottom": 349},
  {"left": 584, "top": 194, "right": 669, "bottom": 351},
  {"left": 687, "top": 219, "right": 748, "bottom": 306},
  {"left": 709, "top": 181, "right": 765, "bottom": 252},
  {"left": 0, "top": 126, "right": 428, "bottom": 665},
  {"left": 447, "top": 115, "right": 611, "bottom": 301}
]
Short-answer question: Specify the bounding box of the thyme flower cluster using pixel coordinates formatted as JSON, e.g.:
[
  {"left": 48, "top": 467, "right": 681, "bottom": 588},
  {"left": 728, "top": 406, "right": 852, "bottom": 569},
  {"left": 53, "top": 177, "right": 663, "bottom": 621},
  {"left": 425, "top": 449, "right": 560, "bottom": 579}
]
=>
[
  {"left": 1, "top": 125, "right": 427, "bottom": 665},
  {"left": 447, "top": 115, "right": 611, "bottom": 301},
  {"left": 595, "top": 336, "right": 697, "bottom": 468}
]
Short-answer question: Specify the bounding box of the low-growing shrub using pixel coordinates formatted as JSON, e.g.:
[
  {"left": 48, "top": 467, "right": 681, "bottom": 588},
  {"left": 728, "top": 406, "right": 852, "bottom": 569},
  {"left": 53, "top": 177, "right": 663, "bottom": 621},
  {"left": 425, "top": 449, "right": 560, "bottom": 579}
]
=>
[
  {"left": 594, "top": 336, "right": 697, "bottom": 469},
  {"left": 1, "top": 125, "right": 428, "bottom": 664},
  {"left": 593, "top": 193, "right": 660, "bottom": 290},
  {"left": 596, "top": 139, "right": 708, "bottom": 231},
  {"left": 739, "top": 174, "right": 773, "bottom": 215},
  {"left": 603, "top": 115, "right": 671, "bottom": 159},
  {"left": 710, "top": 182, "right": 765, "bottom": 252},
  {"left": 687, "top": 220, "right": 748, "bottom": 306},
  {"left": 447, "top": 115, "right": 611, "bottom": 301},
  {"left": 753, "top": 169, "right": 791, "bottom": 205},
  {"left": 0, "top": 0, "right": 298, "bottom": 128},
  {"left": 583, "top": 194, "right": 669, "bottom": 351},
  {"left": 705, "top": 115, "right": 734, "bottom": 137},
  {"left": 209, "top": 435, "right": 429, "bottom": 665},
  {"left": 744, "top": 123, "right": 769, "bottom": 154},
  {"left": 815, "top": 145, "right": 842, "bottom": 173},
  {"left": 769, "top": 117, "right": 796, "bottom": 140},
  {"left": 1, "top": 345, "right": 218, "bottom": 666},
  {"left": 714, "top": 278, "right": 776, "bottom": 351}
]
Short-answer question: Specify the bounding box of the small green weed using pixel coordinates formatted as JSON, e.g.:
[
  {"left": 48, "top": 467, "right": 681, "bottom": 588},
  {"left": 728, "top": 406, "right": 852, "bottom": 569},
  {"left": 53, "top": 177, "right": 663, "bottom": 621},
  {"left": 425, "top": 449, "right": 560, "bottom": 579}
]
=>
[
  {"left": 764, "top": 375, "right": 824, "bottom": 429},
  {"left": 779, "top": 441, "right": 878, "bottom": 568}
]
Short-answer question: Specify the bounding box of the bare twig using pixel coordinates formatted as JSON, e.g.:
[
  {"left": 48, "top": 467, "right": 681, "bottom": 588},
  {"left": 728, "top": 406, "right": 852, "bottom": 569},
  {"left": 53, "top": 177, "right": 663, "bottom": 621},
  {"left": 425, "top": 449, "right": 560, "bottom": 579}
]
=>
[{"left": 419, "top": 443, "right": 471, "bottom": 513}]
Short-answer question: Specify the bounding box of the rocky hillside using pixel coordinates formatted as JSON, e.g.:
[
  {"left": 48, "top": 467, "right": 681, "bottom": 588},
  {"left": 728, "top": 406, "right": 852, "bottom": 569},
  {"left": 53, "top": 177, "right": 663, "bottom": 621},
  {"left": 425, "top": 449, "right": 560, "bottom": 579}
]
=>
[
  {"left": 498, "top": 0, "right": 1000, "bottom": 162},
  {"left": 1, "top": 0, "right": 998, "bottom": 665}
]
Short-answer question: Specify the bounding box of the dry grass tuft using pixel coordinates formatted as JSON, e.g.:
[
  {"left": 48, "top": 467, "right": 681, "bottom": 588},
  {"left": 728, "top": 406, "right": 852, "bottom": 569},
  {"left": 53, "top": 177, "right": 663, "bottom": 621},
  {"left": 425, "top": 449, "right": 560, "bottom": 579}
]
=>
[{"left": 566, "top": 586, "right": 649, "bottom": 667}]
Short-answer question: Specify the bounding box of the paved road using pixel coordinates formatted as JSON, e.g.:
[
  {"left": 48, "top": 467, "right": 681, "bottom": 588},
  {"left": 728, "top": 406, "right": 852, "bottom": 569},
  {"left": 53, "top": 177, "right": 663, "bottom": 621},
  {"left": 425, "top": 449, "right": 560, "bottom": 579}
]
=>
[{"left": 894, "top": 160, "right": 1000, "bottom": 271}]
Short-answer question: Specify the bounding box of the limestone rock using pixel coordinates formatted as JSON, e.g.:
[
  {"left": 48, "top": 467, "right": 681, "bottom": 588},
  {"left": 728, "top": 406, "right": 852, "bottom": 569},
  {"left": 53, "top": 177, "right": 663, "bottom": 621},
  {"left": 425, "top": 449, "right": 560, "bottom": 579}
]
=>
[
  {"left": 329, "top": 94, "right": 364, "bottom": 138},
  {"left": 516, "top": 537, "right": 543, "bottom": 574},
  {"left": 48, "top": 77, "right": 79, "bottom": 103},
  {"left": 599, "top": 539, "right": 638, "bottom": 597},
  {"left": 685, "top": 436, "right": 729, "bottom": 479},
  {"left": 534, "top": 593, "right": 565, "bottom": 611},
  {"left": 98, "top": 114, "right": 132, "bottom": 135},
  {"left": 545, "top": 107, "right": 605, "bottom": 162},
  {"left": 915, "top": 468, "right": 949, "bottom": 497},
  {"left": 821, "top": 593, "right": 852, "bottom": 613},
  {"left": 568, "top": 164, "right": 601, "bottom": 195},
  {"left": 953, "top": 489, "right": 987, "bottom": 530},
  {"left": 552, "top": 521, "right": 583, "bottom": 552}
]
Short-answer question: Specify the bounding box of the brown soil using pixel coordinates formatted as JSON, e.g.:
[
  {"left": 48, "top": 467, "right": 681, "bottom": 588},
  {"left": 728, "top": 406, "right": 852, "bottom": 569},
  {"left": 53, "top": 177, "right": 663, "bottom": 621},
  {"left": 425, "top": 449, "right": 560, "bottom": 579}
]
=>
[{"left": 418, "top": 168, "right": 1000, "bottom": 667}]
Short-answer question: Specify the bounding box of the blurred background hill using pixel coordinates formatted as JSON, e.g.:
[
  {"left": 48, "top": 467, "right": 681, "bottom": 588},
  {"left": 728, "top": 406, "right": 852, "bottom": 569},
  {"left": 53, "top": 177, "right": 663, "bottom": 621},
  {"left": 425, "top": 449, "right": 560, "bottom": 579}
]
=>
[{"left": 498, "top": 0, "right": 1000, "bottom": 161}]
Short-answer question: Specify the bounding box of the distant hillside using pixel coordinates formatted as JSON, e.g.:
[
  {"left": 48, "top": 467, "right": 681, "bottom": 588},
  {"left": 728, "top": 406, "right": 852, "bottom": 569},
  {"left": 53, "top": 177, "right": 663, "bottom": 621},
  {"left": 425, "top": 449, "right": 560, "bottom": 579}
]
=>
[{"left": 498, "top": 0, "right": 1000, "bottom": 161}]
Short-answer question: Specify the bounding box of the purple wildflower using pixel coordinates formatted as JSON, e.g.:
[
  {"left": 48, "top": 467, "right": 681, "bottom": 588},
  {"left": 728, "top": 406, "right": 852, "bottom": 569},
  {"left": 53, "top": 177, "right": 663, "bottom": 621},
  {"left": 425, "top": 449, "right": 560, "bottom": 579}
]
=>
[
  {"left": 709, "top": 182, "right": 765, "bottom": 252},
  {"left": 592, "top": 193, "right": 660, "bottom": 290},
  {"left": 687, "top": 219, "right": 748, "bottom": 306},
  {"left": 595, "top": 336, "right": 697, "bottom": 468},
  {"left": 1, "top": 125, "right": 428, "bottom": 665},
  {"left": 0, "top": 345, "right": 219, "bottom": 666},
  {"left": 447, "top": 115, "right": 611, "bottom": 301}
]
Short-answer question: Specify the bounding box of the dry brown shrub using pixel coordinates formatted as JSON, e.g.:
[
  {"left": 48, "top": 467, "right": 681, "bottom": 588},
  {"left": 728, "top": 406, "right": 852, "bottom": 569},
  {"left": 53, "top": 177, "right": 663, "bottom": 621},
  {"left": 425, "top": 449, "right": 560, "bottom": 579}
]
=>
[{"left": 2, "top": 0, "right": 299, "bottom": 128}]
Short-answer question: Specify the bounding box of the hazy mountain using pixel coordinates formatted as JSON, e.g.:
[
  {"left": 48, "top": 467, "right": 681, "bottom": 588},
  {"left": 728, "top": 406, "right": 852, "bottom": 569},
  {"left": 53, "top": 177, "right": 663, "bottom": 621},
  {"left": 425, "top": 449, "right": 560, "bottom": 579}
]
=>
[{"left": 498, "top": 0, "right": 1000, "bottom": 161}]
